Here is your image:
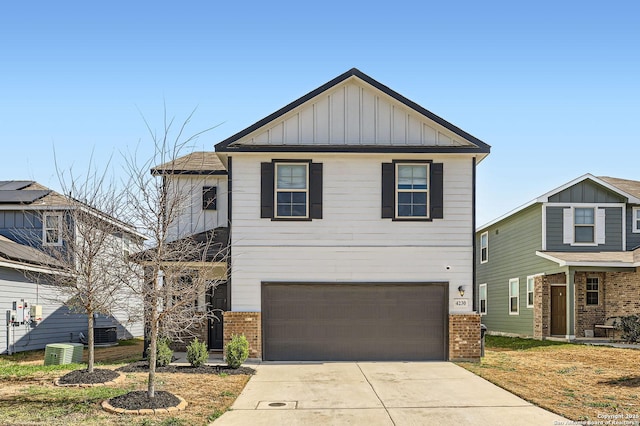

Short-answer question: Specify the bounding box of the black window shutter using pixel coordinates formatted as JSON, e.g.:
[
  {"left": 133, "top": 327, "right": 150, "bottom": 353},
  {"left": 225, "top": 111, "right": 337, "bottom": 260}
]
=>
[
  {"left": 260, "top": 162, "right": 274, "bottom": 218},
  {"left": 309, "top": 163, "right": 323, "bottom": 219},
  {"left": 381, "top": 163, "right": 394, "bottom": 218},
  {"left": 430, "top": 162, "right": 444, "bottom": 219}
]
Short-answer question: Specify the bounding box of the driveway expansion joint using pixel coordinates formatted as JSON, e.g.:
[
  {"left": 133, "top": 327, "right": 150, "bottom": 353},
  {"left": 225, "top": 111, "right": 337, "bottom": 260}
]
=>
[{"left": 356, "top": 362, "right": 396, "bottom": 426}]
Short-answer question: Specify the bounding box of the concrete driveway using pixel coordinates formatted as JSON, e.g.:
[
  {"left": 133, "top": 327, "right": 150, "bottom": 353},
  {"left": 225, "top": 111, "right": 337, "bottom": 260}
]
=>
[{"left": 213, "top": 362, "right": 568, "bottom": 425}]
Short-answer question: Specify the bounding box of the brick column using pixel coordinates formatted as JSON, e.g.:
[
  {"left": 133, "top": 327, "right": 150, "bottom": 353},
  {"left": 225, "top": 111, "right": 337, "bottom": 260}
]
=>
[
  {"left": 223, "top": 312, "right": 262, "bottom": 359},
  {"left": 449, "top": 313, "right": 481, "bottom": 362}
]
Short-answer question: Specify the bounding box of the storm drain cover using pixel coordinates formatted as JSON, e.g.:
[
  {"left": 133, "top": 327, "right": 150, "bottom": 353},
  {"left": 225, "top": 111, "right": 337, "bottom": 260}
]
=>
[{"left": 257, "top": 401, "right": 297, "bottom": 409}]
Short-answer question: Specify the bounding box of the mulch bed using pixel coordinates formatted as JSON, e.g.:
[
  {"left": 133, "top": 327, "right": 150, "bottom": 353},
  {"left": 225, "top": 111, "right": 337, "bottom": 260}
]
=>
[
  {"left": 58, "top": 368, "right": 120, "bottom": 385},
  {"left": 116, "top": 361, "right": 255, "bottom": 376},
  {"left": 108, "top": 391, "right": 181, "bottom": 410}
]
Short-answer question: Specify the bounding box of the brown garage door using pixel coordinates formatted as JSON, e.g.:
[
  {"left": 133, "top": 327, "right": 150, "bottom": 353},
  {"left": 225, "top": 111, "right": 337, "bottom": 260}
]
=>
[{"left": 262, "top": 282, "right": 448, "bottom": 361}]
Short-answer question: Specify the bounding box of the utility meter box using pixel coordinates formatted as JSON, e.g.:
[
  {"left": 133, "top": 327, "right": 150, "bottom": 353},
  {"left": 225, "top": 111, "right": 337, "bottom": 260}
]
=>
[{"left": 30, "top": 305, "right": 42, "bottom": 323}]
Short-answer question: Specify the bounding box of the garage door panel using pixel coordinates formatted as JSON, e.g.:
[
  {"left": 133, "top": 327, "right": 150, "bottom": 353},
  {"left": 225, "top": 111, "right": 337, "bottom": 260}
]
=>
[{"left": 262, "top": 283, "right": 447, "bottom": 361}]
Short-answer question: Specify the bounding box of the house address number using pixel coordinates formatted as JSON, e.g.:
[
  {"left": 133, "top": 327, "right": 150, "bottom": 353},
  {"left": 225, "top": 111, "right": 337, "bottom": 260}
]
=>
[{"left": 454, "top": 298, "right": 468, "bottom": 308}]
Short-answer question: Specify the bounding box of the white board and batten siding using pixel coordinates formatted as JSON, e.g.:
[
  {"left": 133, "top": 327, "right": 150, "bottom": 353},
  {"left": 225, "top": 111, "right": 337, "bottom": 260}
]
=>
[
  {"left": 230, "top": 153, "right": 475, "bottom": 314},
  {"left": 167, "top": 176, "right": 228, "bottom": 242},
  {"left": 239, "top": 80, "right": 476, "bottom": 148}
]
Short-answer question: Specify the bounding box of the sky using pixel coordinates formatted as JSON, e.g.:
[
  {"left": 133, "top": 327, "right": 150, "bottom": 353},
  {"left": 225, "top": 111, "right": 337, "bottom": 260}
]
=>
[{"left": 1, "top": 1, "right": 639, "bottom": 226}]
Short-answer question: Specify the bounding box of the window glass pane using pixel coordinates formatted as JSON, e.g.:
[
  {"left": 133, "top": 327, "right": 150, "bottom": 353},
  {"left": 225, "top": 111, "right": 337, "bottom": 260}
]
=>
[
  {"left": 575, "top": 226, "right": 594, "bottom": 242},
  {"left": 46, "top": 215, "right": 58, "bottom": 228},
  {"left": 277, "top": 165, "right": 307, "bottom": 189},
  {"left": 276, "top": 204, "right": 290, "bottom": 217},
  {"left": 412, "top": 192, "right": 427, "bottom": 204},
  {"left": 292, "top": 192, "right": 306, "bottom": 203},
  {"left": 291, "top": 204, "right": 306, "bottom": 216},
  {"left": 480, "top": 300, "right": 486, "bottom": 313},
  {"left": 510, "top": 297, "right": 518, "bottom": 312},
  {"left": 479, "top": 286, "right": 486, "bottom": 299},
  {"left": 413, "top": 204, "right": 427, "bottom": 217},
  {"left": 481, "top": 233, "right": 487, "bottom": 247},
  {"left": 510, "top": 281, "right": 518, "bottom": 296},
  {"left": 528, "top": 293, "right": 534, "bottom": 306},
  {"left": 575, "top": 208, "right": 594, "bottom": 224},
  {"left": 397, "top": 204, "right": 412, "bottom": 217},
  {"left": 397, "top": 165, "right": 428, "bottom": 190},
  {"left": 277, "top": 192, "right": 292, "bottom": 203},
  {"left": 397, "top": 192, "right": 411, "bottom": 203}
]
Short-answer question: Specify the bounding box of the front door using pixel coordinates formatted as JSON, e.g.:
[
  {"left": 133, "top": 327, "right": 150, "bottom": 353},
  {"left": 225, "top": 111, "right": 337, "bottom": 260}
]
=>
[
  {"left": 551, "top": 286, "right": 567, "bottom": 336},
  {"left": 208, "top": 283, "right": 227, "bottom": 350}
]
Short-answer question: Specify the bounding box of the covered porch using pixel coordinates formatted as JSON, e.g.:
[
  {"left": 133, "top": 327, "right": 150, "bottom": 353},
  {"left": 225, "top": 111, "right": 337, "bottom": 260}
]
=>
[{"left": 534, "top": 249, "right": 640, "bottom": 340}]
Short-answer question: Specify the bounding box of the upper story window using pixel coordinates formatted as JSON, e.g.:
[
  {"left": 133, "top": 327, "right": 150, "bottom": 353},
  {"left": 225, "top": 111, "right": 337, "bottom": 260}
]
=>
[
  {"left": 276, "top": 163, "right": 309, "bottom": 218},
  {"left": 202, "top": 186, "right": 217, "bottom": 211},
  {"left": 480, "top": 231, "right": 488, "bottom": 263},
  {"left": 586, "top": 277, "right": 599, "bottom": 305},
  {"left": 509, "top": 278, "right": 519, "bottom": 315},
  {"left": 396, "top": 164, "right": 429, "bottom": 218},
  {"left": 563, "top": 206, "right": 605, "bottom": 246},
  {"left": 574, "top": 207, "right": 595, "bottom": 243},
  {"left": 381, "top": 161, "right": 443, "bottom": 221},
  {"left": 261, "top": 160, "right": 323, "bottom": 221},
  {"left": 43, "top": 212, "right": 62, "bottom": 246},
  {"left": 479, "top": 283, "right": 487, "bottom": 315},
  {"left": 633, "top": 207, "right": 640, "bottom": 233}
]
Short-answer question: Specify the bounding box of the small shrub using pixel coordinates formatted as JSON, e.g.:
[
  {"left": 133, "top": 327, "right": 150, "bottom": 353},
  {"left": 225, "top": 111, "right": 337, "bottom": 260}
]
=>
[
  {"left": 186, "top": 338, "right": 208, "bottom": 367},
  {"left": 146, "top": 337, "right": 174, "bottom": 367},
  {"left": 616, "top": 315, "right": 640, "bottom": 343},
  {"left": 225, "top": 334, "right": 248, "bottom": 369}
]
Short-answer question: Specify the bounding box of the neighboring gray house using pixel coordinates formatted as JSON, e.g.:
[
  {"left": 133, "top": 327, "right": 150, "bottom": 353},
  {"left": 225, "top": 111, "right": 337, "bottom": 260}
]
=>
[
  {"left": 0, "top": 180, "right": 144, "bottom": 354},
  {"left": 476, "top": 174, "right": 640, "bottom": 340}
]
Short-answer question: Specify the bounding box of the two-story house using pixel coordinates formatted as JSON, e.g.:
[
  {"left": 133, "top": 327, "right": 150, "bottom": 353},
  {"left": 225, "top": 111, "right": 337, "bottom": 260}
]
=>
[
  {"left": 0, "top": 180, "right": 145, "bottom": 353},
  {"left": 207, "top": 68, "right": 490, "bottom": 361},
  {"left": 476, "top": 174, "right": 640, "bottom": 340}
]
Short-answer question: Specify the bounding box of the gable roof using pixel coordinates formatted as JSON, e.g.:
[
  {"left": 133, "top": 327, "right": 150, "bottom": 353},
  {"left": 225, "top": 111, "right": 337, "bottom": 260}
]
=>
[
  {"left": 0, "top": 181, "right": 144, "bottom": 239},
  {"left": 478, "top": 174, "right": 640, "bottom": 231},
  {"left": 215, "top": 68, "right": 491, "bottom": 155},
  {"left": 151, "top": 152, "right": 227, "bottom": 176}
]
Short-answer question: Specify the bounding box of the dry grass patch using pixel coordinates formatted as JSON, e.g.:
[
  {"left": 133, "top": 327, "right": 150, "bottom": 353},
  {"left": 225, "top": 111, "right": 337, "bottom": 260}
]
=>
[
  {"left": 0, "top": 339, "right": 251, "bottom": 425},
  {"left": 461, "top": 338, "right": 640, "bottom": 422}
]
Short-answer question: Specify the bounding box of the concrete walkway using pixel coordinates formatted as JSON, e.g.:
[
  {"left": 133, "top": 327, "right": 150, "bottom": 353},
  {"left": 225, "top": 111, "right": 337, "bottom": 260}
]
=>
[{"left": 213, "top": 362, "right": 569, "bottom": 425}]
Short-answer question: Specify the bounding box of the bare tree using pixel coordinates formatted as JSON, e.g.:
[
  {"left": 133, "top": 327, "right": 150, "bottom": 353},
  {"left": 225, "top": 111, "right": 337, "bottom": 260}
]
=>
[
  {"left": 24, "top": 156, "right": 141, "bottom": 373},
  {"left": 122, "top": 110, "right": 227, "bottom": 399}
]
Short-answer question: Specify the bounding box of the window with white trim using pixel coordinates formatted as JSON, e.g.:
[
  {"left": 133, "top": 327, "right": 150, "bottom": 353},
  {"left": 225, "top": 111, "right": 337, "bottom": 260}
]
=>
[
  {"left": 43, "top": 212, "right": 62, "bottom": 246},
  {"left": 586, "top": 277, "right": 599, "bottom": 305},
  {"left": 526, "top": 276, "right": 535, "bottom": 308},
  {"left": 633, "top": 207, "right": 640, "bottom": 233},
  {"left": 574, "top": 207, "right": 595, "bottom": 243},
  {"left": 480, "top": 231, "right": 488, "bottom": 263},
  {"left": 396, "top": 163, "right": 429, "bottom": 218},
  {"left": 479, "top": 283, "right": 487, "bottom": 315},
  {"left": 509, "top": 278, "right": 519, "bottom": 315},
  {"left": 275, "top": 163, "right": 308, "bottom": 218}
]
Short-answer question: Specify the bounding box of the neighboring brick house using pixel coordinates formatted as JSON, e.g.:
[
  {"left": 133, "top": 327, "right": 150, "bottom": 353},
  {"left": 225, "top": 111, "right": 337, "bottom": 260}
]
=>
[
  {"left": 208, "top": 68, "right": 490, "bottom": 361},
  {"left": 476, "top": 174, "right": 640, "bottom": 340}
]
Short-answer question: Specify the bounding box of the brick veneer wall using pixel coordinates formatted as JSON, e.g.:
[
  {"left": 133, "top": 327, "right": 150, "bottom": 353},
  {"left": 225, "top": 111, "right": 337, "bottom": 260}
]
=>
[
  {"left": 574, "top": 272, "right": 607, "bottom": 338},
  {"left": 223, "top": 312, "right": 262, "bottom": 359},
  {"left": 170, "top": 319, "right": 207, "bottom": 352},
  {"left": 449, "top": 314, "right": 481, "bottom": 362},
  {"left": 533, "top": 273, "right": 564, "bottom": 339},
  {"left": 604, "top": 269, "right": 640, "bottom": 317}
]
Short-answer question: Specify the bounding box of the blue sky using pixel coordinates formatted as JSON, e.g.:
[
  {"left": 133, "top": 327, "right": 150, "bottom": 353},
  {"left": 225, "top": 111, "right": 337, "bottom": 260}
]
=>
[{"left": 2, "top": 1, "right": 639, "bottom": 225}]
